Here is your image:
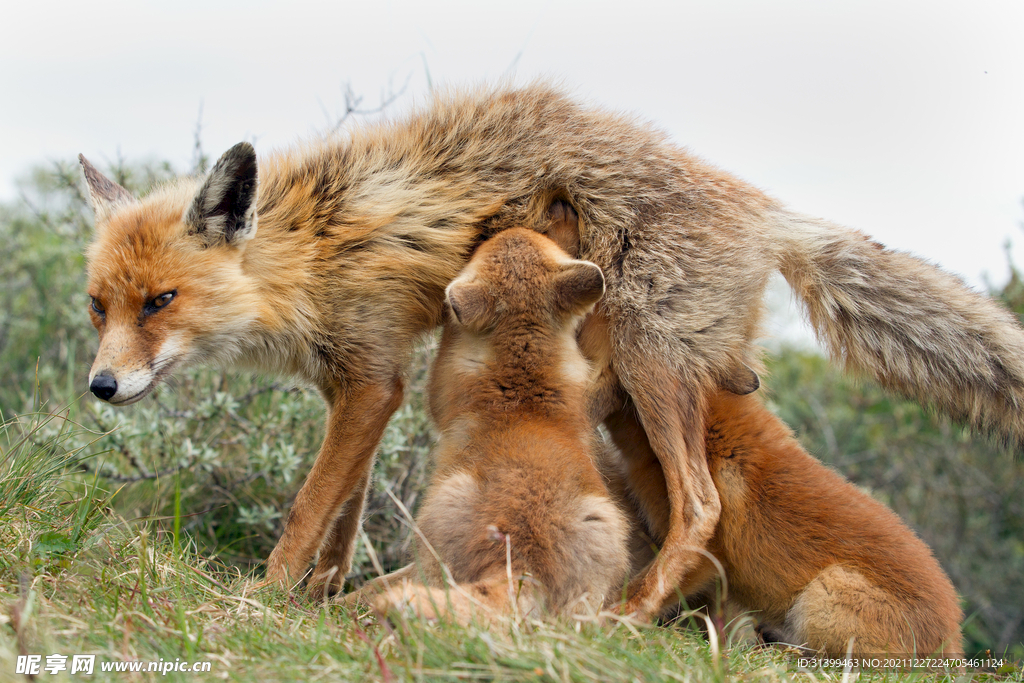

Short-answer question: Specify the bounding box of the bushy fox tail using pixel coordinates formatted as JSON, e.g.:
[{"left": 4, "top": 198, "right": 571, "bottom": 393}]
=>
[{"left": 773, "top": 210, "right": 1024, "bottom": 447}]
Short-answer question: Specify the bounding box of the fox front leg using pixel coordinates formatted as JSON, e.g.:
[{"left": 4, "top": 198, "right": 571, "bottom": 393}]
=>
[
  {"left": 307, "top": 469, "right": 372, "bottom": 595},
  {"left": 266, "top": 376, "right": 404, "bottom": 589}
]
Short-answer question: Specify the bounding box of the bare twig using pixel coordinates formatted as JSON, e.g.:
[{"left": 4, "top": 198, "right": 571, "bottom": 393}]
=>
[{"left": 326, "top": 78, "right": 409, "bottom": 133}]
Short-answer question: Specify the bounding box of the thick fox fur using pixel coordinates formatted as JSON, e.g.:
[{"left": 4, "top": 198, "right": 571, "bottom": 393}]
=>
[
  {"left": 349, "top": 228, "right": 628, "bottom": 623},
  {"left": 80, "top": 82, "right": 1024, "bottom": 618},
  {"left": 600, "top": 390, "right": 963, "bottom": 656}
]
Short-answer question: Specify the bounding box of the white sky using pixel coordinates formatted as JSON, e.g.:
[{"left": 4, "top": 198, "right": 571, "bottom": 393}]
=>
[{"left": 3, "top": 0, "right": 1023, "bottom": 310}]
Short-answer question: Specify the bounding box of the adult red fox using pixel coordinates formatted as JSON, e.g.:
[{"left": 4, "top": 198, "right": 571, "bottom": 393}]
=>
[
  {"left": 349, "top": 228, "right": 629, "bottom": 623},
  {"left": 80, "top": 82, "right": 1024, "bottom": 618}
]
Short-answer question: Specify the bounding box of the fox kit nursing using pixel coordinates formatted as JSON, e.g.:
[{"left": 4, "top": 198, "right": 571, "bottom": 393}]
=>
[
  {"left": 353, "top": 228, "right": 628, "bottom": 622},
  {"left": 601, "top": 392, "right": 963, "bottom": 656},
  {"left": 81, "top": 83, "right": 1024, "bottom": 617},
  {"left": 359, "top": 224, "right": 961, "bottom": 655}
]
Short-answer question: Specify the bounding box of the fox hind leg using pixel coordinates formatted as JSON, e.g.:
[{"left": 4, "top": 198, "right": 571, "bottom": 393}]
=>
[
  {"left": 370, "top": 574, "right": 538, "bottom": 626},
  {"left": 613, "top": 366, "right": 720, "bottom": 619},
  {"left": 785, "top": 565, "right": 907, "bottom": 654}
]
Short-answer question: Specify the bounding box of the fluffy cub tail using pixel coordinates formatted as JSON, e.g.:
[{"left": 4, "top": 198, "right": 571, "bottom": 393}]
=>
[{"left": 773, "top": 210, "right": 1024, "bottom": 447}]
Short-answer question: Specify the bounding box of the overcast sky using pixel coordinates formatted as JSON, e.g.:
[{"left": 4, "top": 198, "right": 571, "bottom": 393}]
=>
[{"left": 3, "top": 0, "right": 1023, "bottom": 315}]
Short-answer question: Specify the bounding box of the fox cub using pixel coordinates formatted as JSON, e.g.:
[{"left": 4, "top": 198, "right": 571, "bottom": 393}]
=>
[
  {"left": 351, "top": 228, "right": 629, "bottom": 622},
  {"left": 82, "top": 84, "right": 1024, "bottom": 617},
  {"left": 602, "top": 392, "right": 963, "bottom": 656}
]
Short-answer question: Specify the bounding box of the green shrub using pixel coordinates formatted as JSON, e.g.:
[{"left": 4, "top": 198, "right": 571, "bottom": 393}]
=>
[{"left": 1, "top": 155, "right": 1021, "bottom": 664}]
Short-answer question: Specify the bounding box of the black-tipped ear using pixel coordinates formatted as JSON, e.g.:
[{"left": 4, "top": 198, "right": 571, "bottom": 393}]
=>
[
  {"left": 446, "top": 280, "right": 494, "bottom": 330},
  {"left": 721, "top": 363, "right": 760, "bottom": 395},
  {"left": 553, "top": 260, "right": 605, "bottom": 314},
  {"left": 79, "top": 154, "right": 137, "bottom": 225},
  {"left": 185, "top": 142, "right": 258, "bottom": 246}
]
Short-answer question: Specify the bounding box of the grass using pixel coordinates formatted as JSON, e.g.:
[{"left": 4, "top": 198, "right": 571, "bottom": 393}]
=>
[
  {"left": 2, "top": 155, "right": 1023, "bottom": 676},
  {"left": 1, "top": 414, "right": 1018, "bottom": 682}
]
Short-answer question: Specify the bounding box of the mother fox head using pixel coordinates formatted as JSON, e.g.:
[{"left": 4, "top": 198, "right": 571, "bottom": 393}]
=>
[{"left": 81, "top": 144, "right": 261, "bottom": 405}]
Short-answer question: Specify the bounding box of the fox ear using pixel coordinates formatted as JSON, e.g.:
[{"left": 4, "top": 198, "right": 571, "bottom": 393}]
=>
[
  {"left": 553, "top": 260, "right": 605, "bottom": 314},
  {"left": 721, "top": 363, "right": 760, "bottom": 395},
  {"left": 79, "top": 154, "right": 137, "bottom": 225},
  {"left": 446, "top": 280, "right": 494, "bottom": 330},
  {"left": 185, "top": 142, "right": 258, "bottom": 246}
]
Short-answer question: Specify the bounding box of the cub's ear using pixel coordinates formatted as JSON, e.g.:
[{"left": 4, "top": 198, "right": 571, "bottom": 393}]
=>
[
  {"left": 446, "top": 279, "right": 494, "bottom": 330},
  {"left": 554, "top": 260, "right": 605, "bottom": 315},
  {"left": 79, "top": 154, "right": 137, "bottom": 225},
  {"left": 721, "top": 363, "right": 760, "bottom": 395},
  {"left": 185, "top": 142, "right": 258, "bottom": 246}
]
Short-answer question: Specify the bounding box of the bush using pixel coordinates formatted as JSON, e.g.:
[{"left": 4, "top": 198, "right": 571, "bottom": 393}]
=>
[{"left": 1, "top": 155, "right": 1021, "bottom": 662}]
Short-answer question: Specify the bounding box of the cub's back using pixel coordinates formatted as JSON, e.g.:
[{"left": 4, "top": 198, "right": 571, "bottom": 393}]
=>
[
  {"left": 413, "top": 228, "right": 628, "bottom": 612},
  {"left": 705, "top": 391, "right": 962, "bottom": 643}
]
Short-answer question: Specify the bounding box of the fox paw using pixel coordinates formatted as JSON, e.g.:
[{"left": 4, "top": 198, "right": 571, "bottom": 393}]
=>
[{"left": 372, "top": 584, "right": 451, "bottom": 622}]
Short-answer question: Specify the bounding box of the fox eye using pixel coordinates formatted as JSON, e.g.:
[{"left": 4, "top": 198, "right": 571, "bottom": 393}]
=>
[
  {"left": 152, "top": 291, "right": 176, "bottom": 308},
  {"left": 144, "top": 290, "right": 177, "bottom": 315},
  {"left": 90, "top": 297, "right": 105, "bottom": 315}
]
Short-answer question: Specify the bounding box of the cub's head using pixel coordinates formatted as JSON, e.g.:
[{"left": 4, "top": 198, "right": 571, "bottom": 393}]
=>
[
  {"left": 81, "top": 143, "right": 260, "bottom": 405},
  {"left": 445, "top": 228, "right": 605, "bottom": 336}
]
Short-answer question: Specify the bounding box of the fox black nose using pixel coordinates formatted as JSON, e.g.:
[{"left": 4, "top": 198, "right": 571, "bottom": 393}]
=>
[{"left": 90, "top": 372, "right": 118, "bottom": 401}]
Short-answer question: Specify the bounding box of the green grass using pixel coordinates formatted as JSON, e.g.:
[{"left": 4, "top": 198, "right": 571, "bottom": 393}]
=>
[
  {"left": 1, "top": 414, "right": 1017, "bottom": 682},
  {"left": 2, "top": 157, "right": 1022, "bottom": 680}
]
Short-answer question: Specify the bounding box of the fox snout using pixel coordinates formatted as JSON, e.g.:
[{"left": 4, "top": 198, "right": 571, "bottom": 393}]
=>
[
  {"left": 89, "top": 371, "right": 118, "bottom": 401},
  {"left": 86, "top": 325, "right": 183, "bottom": 405},
  {"left": 86, "top": 359, "right": 161, "bottom": 405}
]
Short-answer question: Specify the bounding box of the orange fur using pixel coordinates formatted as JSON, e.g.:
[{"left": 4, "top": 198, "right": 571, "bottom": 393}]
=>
[
  {"left": 602, "top": 391, "right": 963, "bottom": 656},
  {"left": 349, "top": 228, "right": 628, "bottom": 623},
  {"left": 80, "top": 83, "right": 1024, "bottom": 617}
]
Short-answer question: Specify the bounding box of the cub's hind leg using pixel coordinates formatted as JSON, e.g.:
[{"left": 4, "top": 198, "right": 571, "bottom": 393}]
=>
[
  {"left": 341, "top": 563, "right": 417, "bottom": 608},
  {"left": 784, "top": 565, "right": 961, "bottom": 656},
  {"left": 369, "top": 573, "right": 543, "bottom": 626}
]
